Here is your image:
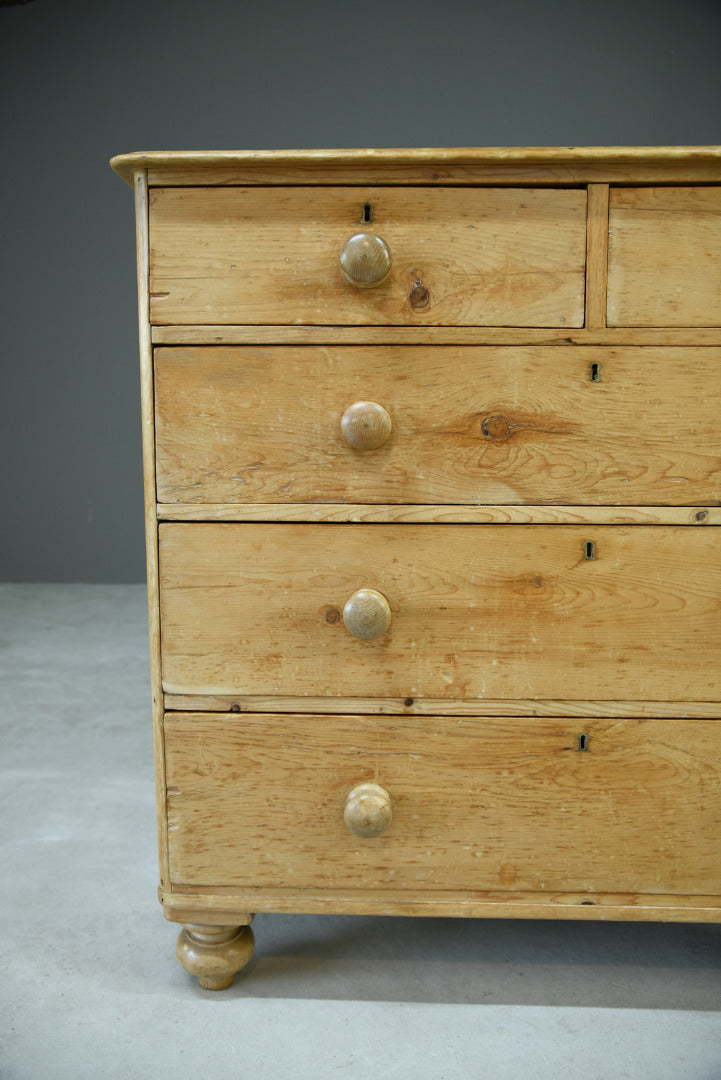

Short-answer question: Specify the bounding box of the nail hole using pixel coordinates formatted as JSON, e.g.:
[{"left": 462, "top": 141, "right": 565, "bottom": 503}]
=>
[
  {"left": 584, "top": 540, "right": 596, "bottom": 560},
  {"left": 362, "top": 203, "right": 373, "bottom": 223},
  {"left": 578, "top": 733, "right": 589, "bottom": 752},
  {"left": 590, "top": 361, "right": 601, "bottom": 382}
]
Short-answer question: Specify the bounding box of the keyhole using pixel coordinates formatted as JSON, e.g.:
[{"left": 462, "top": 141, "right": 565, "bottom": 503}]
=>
[
  {"left": 577, "top": 734, "right": 589, "bottom": 752},
  {"left": 362, "top": 203, "right": 373, "bottom": 223},
  {"left": 590, "top": 361, "right": 601, "bottom": 382},
  {"left": 584, "top": 540, "right": 596, "bottom": 560}
]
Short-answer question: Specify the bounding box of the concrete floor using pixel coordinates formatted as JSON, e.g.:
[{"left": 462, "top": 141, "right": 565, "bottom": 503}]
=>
[{"left": 2, "top": 584, "right": 721, "bottom": 1079}]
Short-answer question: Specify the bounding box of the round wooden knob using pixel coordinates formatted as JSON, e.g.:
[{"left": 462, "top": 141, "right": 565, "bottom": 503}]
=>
[
  {"left": 341, "top": 401, "right": 392, "bottom": 450},
  {"left": 339, "top": 233, "right": 392, "bottom": 288},
  {"left": 343, "top": 588, "right": 391, "bottom": 640},
  {"left": 344, "top": 782, "right": 392, "bottom": 838}
]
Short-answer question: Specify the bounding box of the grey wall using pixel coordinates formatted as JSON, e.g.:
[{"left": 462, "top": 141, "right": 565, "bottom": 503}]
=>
[{"left": 2, "top": 0, "right": 721, "bottom": 582}]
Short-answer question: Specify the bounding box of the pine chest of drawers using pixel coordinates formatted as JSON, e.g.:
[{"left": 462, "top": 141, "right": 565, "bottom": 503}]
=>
[{"left": 112, "top": 147, "right": 721, "bottom": 990}]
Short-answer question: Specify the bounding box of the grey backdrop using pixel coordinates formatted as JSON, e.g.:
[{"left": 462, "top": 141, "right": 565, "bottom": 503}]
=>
[{"left": 2, "top": 0, "right": 720, "bottom": 582}]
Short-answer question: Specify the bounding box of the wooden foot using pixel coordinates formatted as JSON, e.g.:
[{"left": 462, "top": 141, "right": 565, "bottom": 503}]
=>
[{"left": 176, "top": 922, "right": 255, "bottom": 990}]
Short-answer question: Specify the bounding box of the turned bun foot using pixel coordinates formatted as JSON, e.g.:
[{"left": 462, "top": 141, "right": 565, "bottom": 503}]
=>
[{"left": 176, "top": 922, "right": 255, "bottom": 990}]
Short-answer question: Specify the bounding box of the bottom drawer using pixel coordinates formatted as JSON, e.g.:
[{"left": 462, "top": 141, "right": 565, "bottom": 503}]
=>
[{"left": 164, "top": 713, "right": 721, "bottom": 897}]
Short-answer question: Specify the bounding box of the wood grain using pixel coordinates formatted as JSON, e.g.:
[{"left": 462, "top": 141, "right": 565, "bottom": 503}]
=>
[
  {"left": 156, "top": 504, "right": 721, "bottom": 525},
  {"left": 160, "top": 887, "right": 721, "bottom": 923},
  {"left": 113, "top": 147, "right": 721, "bottom": 956},
  {"left": 151, "top": 324, "right": 721, "bottom": 346},
  {"left": 176, "top": 923, "right": 254, "bottom": 990},
  {"left": 134, "top": 172, "right": 170, "bottom": 889},
  {"left": 608, "top": 187, "right": 721, "bottom": 326},
  {"left": 585, "top": 184, "right": 609, "bottom": 329},
  {"left": 158, "top": 523, "right": 721, "bottom": 701},
  {"left": 110, "top": 146, "right": 721, "bottom": 188},
  {"left": 148, "top": 186, "right": 586, "bottom": 327},
  {"left": 163, "top": 695, "right": 721, "bottom": 719},
  {"left": 340, "top": 400, "right": 392, "bottom": 450},
  {"left": 154, "top": 346, "right": 721, "bottom": 506},
  {"left": 164, "top": 713, "right": 721, "bottom": 896},
  {"left": 144, "top": 162, "right": 721, "bottom": 188}
]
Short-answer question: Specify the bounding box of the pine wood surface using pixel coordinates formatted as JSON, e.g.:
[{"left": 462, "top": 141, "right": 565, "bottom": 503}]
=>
[
  {"left": 157, "top": 504, "right": 720, "bottom": 525},
  {"left": 151, "top": 325, "right": 721, "bottom": 346},
  {"left": 154, "top": 345, "right": 721, "bottom": 507},
  {"left": 175, "top": 923, "right": 255, "bottom": 990},
  {"left": 163, "top": 695, "right": 721, "bottom": 719},
  {"left": 164, "top": 713, "right": 721, "bottom": 896},
  {"left": 608, "top": 187, "right": 721, "bottom": 327},
  {"left": 148, "top": 186, "right": 586, "bottom": 327},
  {"left": 584, "top": 184, "right": 610, "bottom": 329},
  {"left": 110, "top": 146, "right": 721, "bottom": 188},
  {"left": 160, "top": 889, "right": 721, "bottom": 924},
  {"left": 143, "top": 162, "right": 721, "bottom": 188},
  {"left": 134, "top": 174, "right": 170, "bottom": 889},
  {"left": 158, "top": 523, "right": 720, "bottom": 701},
  {"left": 114, "top": 148, "right": 721, "bottom": 959}
]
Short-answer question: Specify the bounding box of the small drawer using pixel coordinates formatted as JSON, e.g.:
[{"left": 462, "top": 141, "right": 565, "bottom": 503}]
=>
[
  {"left": 158, "top": 523, "right": 720, "bottom": 701},
  {"left": 148, "top": 186, "right": 587, "bottom": 327},
  {"left": 607, "top": 187, "right": 721, "bottom": 327},
  {"left": 154, "top": 345, "right": 721, "bottom": 507},
  {"left": 164, "top": 712, "right": 721, "bottom": 895}
]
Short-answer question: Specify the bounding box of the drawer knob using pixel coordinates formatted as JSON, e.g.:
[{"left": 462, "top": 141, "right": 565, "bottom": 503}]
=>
[
  {"left": 339, "top": 232, "right": 392, "bottom": 288},
  {"left": 343, "top": 588, "right": 391, "bottom": 640},
  {"left": 344, "top": 782, "right": 392, "bottom": 838},
  {"left": 341, "top": 401, "right": 392, "bottom": 450}
]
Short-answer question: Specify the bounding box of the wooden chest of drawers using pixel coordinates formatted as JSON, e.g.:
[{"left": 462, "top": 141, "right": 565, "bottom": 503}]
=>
[{"left": 112, "top": 147, "right": 721, "bottom": 990}]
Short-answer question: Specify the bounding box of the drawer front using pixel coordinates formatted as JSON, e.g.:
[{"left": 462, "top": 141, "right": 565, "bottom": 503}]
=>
[
  {"left": 148, "top": 186, "right": 587, "bottom": 327},
  {"left": 158, "top": 523, "right": 720, "bottom": 701},
  {"left": 155, "top": 345, "right": 721, "bottom": 506},
  {"left": 607, "top": 187, "right": 721, "bottom": 327},
  {"left": 164, "top": 712, "right": 721, "bottom": 895}
]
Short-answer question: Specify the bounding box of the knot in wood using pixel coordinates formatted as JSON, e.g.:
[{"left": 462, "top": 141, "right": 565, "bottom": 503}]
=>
[
  {"left": 409, "top": 282, "right": 430, "bottom": 309},
  {"left": 481, "top": 414, "right": 512, "bottom": 440}
]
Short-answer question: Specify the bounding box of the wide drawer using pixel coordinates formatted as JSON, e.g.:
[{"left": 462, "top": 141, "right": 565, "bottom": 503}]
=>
[
  {"left": 164, "top": 712, "right": 721, "bottom": 895},
  {"left": 158, "top": 523, "right": 720, "bottom": 701},
  {"left": 155, "top": 345, "right": 721, "bottom": 506},
  {"left": 607, "top": 187, "right": 721, "bottom": 327},
  {"left": 148, "top": 186, "right": 587, "bottom": 327}
]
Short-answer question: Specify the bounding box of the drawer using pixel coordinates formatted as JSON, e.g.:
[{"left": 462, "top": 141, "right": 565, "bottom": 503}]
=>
[
  {"left": 155, "top": 345, "right": 721, "bottom": 506},
  {"left": 164, "top": 712, "right": 721, "bottom": 895},
  {"left": 607, "top": 187, "right": 721, "bottom": 326},
  {"left": 148, "top": 186, "right": 587, "bottom": 327},
  {"left": 158, "top": 523, "right": 720, "bottom": 701}
]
